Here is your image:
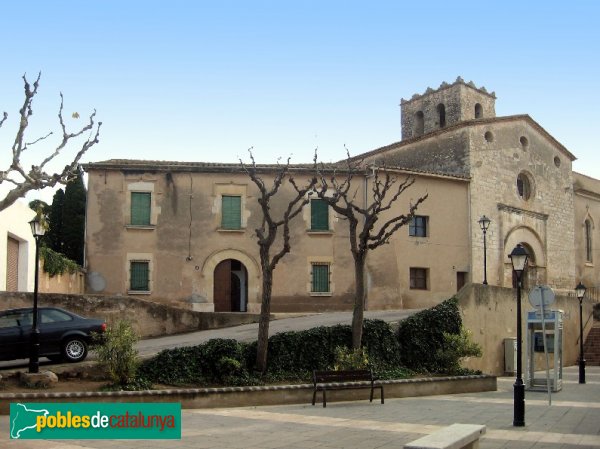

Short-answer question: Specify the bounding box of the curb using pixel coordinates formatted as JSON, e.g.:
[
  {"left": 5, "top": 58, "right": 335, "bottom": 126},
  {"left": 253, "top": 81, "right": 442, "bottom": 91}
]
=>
[{"left": 0, "top": 374, "right": 496, "bottom": 414}]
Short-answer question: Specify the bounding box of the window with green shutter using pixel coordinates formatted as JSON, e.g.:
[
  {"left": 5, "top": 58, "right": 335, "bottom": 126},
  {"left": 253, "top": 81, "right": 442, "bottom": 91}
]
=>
[
  {"left": 310, "top": 199, "right": 329, "bottom": 231},
  {"left": 311, "top": 263, "right": 330, "bottom": 293},
  {"left": 131, "top": 192, "right": 151, "bottom": 225},
  {"left": 130, "top": 261, "right": 149, "bottom": 291},
  {"left": 221, "top": 195, "right": 242, "bottom": 229}
]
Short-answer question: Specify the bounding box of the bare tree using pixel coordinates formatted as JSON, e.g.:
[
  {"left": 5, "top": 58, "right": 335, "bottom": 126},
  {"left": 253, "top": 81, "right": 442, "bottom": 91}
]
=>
[
  {"left": 0, "top": 73, "right": 101, "bottom": 211},
  {"left": 242, "top": 151, "right": 316, "bottom": 373},
  {"left": 316, "top": 152, "right": 428, "bottom": 349}
]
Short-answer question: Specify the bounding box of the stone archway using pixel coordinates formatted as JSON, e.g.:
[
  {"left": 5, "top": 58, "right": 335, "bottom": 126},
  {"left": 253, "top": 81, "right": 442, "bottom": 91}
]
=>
[
  {"left": 503, "top": 226, "right": 547, "bottom": 289},
  {"left": 214, "top": 259, "right": 248, "bottom": 312},
  {"left": 201, "top": 249, "right": 260, "bottom": 313}
]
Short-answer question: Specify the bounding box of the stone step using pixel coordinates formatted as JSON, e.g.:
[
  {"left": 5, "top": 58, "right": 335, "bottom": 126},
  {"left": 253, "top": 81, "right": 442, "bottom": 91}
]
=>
[{"left": 583, "top": 325, "right": 600, "bottom": 367}]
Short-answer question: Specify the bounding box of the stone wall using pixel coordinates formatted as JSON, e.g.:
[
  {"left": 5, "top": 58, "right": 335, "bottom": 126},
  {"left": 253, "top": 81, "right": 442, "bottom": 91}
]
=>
[
  {"left": 467, "top": 119, "right": 576, "bottom": 290},
  {"left": 39, "top": 267, "right": 85, "bottom": 295},
  {"left": 401, "top": 79, "right": 496, "bottom": 140},
  {"left": 365, "top": 129, "right": 471, "bottom": 177},
  {"left": 573, "top": 172, "right": 600, "bottom": 288},
  {"left": 0, "top": 292, "right": 261, "bottom": 338},
  {"left": 458, "top": 283, "right": 595, "bottom": 376}
]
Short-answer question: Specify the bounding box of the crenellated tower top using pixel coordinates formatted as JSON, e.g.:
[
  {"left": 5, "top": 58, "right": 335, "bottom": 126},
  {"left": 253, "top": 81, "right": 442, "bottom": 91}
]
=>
[{"left": 400, "top": 77, "right": 497, "bottom": 140}]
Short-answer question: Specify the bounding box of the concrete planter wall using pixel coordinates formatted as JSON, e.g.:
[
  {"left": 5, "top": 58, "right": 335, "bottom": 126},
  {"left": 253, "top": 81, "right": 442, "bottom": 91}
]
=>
[{"left": 0, "top": 375, "right": 496, "bottom": 415}]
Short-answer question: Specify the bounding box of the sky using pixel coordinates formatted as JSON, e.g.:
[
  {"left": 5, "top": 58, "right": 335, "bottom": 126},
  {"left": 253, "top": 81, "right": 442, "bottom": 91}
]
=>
[{"left": 1, "top": 1, "right": 599, "bottom": 203}]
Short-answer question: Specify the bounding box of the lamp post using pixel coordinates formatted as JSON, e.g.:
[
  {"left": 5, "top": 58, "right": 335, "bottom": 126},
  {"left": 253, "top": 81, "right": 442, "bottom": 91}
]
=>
[
  {"left": 575, "top": 282, "right": 587, "bottom": 384},
  {"left": 28, "top": 217, "right": 46, "bottom": 374},
  {"left": 478, "top": 215, "right": 491, "bottom": 285},
  {"left": 509, "top": 243, "right": 528, "bottom": 427}
]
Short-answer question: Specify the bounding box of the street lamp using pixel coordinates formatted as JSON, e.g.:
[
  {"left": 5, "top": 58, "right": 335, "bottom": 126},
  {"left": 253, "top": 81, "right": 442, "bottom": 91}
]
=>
[
  {"left": 28, "top": 217, "right": 46, "bottom": 374},
  {"left": 509, "top": 243, "right": 528, "bottom": 427},
  {"left": 575, "top": 282, "right": 587, "bottom": 384},
  {"left": 478, "top": 215, "right": 491, "bottom": 285}
]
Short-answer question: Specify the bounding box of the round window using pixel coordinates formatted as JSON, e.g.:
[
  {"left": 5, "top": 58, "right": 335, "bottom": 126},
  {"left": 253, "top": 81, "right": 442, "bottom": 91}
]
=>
[
  {"left": 517, "top": 172, "right": 533, "bottom": 200},
  {"left": 554, "top": 156, "right": 561, "bottom": 168},
  {"left": 520, "top": 136, "right": 529, "bottom": 150}
]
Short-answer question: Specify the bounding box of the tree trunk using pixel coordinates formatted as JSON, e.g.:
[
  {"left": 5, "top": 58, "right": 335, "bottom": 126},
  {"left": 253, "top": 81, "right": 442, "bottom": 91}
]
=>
[
  {"left": 352, "top": 256, "right": 366, "bottom": 349},
  {"left": 256, "top": 268, "right": 273, "bottom": 373}
]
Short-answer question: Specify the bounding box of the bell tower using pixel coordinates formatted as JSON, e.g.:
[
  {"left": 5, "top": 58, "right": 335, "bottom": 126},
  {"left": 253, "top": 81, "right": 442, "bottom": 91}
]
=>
[{"left": 401, "top": 77, "right": 497, "bottom": 140}]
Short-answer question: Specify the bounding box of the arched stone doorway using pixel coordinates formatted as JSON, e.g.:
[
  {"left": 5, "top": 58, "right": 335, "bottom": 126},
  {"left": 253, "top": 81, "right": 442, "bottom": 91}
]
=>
[
  {"left": 200, "top": 249, "right": 260, "bottom": 313},
  {"left": 214, "top": 259, "right": 248, "bottom": 312},
  {"left": 503, "top": 226, "right": 547, "bottom": 289},
  {"left": 510, "top": 243, "right": 539, "bottom": 290}
]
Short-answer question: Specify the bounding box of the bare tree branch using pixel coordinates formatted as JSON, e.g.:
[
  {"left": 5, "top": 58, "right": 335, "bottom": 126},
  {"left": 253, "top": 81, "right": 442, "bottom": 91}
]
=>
[
  {"left": 315, "top": 154, "right": 428, "bottom": 349},
  {"left": 242, "top": 150, "right": 317, "bottom": 373},
  {"left": 0, "top": 73, "right": 101, "bottom": 211}
]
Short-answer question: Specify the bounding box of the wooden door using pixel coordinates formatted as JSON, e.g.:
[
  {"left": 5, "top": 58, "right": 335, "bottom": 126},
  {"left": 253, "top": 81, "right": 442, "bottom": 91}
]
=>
[
  {"left": 214, "top": 260, "right": 232, "bottom": 312},
  {"left": 6, "top": 237, "right": 19, "bottom": 292}
]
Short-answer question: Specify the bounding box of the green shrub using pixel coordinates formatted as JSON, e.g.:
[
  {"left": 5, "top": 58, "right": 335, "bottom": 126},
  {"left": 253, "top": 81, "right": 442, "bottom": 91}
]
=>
[
  {"left": 435, "top": 327, "right": 482, "bottom": 375},
  {"left": 200, "top": 339, "right": 247, "bottom": 383},
  {"left": 333, "top": 346, "right": 369, "bottom": 370},
  {"left": 265, "top": 324, "right": 351, "bottom": 374},
  {"left": 138, "top": 346, "right": 204, "bottom": 385},
  {"left": 40, "top": 246, "right": 80, "bottom": 277},
  {"left": 94, "top": 320, "right": 141, "bottom": 389},
  {"left": 397, "top": 297, "right": 463, "bottom": 373},
  {"left": 140, "top": 300, "right": 478, "bottom": 386},
  {"left": 362, "top": 319, "right": 401, "bottom": 369},
  {"left": 139, "top": 339, "right": 251, "bottom": 386}
]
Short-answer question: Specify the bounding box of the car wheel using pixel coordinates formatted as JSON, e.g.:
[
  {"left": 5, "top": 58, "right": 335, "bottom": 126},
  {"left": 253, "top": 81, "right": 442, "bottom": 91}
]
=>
[{"left": 62, "top": 338, "right": 88, "bottom": 363}]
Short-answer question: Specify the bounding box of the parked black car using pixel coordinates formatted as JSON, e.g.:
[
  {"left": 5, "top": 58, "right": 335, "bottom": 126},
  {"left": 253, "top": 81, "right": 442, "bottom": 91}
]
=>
[{"left": 0, "top": 307, "right": 106, "bottom": 363}]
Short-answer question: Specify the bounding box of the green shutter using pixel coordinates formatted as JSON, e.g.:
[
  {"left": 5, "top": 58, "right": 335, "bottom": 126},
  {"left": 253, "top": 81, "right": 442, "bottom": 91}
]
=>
[
  {"left": 131, "top": 192, "right": 151, "bottom": 225},
  {"left": 312, "top": 264, "right": 330, "bottom": 293},
  {"left": 130, "top": 261, "right": 149, "bottom": 291},
  {"left": 221, "top": 195, "right": 242, "bottom": 229},
  {"left": 310, "top": 199, "right": 329, "bottom": 231}
]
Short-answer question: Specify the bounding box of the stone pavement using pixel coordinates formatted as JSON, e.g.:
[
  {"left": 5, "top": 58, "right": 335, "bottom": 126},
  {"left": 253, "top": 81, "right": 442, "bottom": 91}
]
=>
[{"left": 2, "top": 366, "right": 599, "bottom": 448}]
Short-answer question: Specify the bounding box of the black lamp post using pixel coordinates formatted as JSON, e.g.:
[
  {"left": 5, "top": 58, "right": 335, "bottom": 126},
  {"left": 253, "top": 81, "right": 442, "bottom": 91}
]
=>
[
  {"left": 478, "top": 215, "right": 491, "bottom": 285},
  {"left": 575, "top": 282, "right": 587, "bottom": 384},
  {"left": 509, "top": 243, "right": 528, "bottom": 427},
  {"left": 28, "top": 217, "right": 45, "bottom": 374}
]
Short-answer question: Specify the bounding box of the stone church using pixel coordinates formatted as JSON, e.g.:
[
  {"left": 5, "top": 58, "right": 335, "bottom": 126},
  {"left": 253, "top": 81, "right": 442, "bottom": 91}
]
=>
[{"left": 83, "top": 78, "right": 600, "bottom": 312}]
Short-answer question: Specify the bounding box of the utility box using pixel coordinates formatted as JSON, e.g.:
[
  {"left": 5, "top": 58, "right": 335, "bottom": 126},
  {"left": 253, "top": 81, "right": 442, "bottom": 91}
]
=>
[
  {"left": 504, "top": 337, "right": 517, "bottom": 375},
  {"left": 526, "top": 309, "right": 563, "bottom": 392}
]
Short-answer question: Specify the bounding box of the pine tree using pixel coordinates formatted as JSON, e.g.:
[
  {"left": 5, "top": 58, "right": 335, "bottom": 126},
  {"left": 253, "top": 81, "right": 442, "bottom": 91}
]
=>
[
  {"left": 46, "top": 189, "right": 65, "bottom": 252},
  {"left": 61, "top": 172, "right": 86, "bottom": 265}
]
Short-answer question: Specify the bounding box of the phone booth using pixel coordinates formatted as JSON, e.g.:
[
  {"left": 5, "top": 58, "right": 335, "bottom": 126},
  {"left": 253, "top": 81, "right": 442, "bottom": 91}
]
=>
[{"left": 525, "top": 309, "right": 563, "bottom": 392}]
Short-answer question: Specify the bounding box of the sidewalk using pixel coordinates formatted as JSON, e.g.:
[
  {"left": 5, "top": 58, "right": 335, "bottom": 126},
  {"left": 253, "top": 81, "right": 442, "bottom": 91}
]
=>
[{"left": 2, "top": 365, "right": 599, "bottom": 448}]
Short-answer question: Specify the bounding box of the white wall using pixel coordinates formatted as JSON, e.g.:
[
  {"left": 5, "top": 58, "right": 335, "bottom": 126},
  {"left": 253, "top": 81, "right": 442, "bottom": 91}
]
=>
[{"left": 0, "top": 201, "right": 36, "bottom": 291}]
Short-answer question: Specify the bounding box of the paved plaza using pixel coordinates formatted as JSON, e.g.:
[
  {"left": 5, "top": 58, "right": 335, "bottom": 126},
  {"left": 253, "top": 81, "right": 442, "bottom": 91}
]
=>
[{"left": 2, "top": 366, "right": 599, "bottom": 448}]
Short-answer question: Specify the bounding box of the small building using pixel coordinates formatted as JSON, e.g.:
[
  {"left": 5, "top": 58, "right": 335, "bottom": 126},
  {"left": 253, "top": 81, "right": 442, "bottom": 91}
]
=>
[{"left": 0, "top": 201, "right": 36, "bottom": 292}]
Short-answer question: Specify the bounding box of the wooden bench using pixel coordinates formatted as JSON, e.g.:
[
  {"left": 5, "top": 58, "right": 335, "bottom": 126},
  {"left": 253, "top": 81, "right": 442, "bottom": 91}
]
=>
[
  {"left": 404, "top": 424, "right": 486, "bottom": 449},
  {"left": 312, "top": 369, "right": 384, "bottom": 408}
]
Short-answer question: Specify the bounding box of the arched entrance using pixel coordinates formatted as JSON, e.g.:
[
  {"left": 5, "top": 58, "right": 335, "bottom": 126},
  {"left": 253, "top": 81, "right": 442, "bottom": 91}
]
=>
[
  {"left": 511, "top": 243, "right": 539, "bottom": 290},
  {"left": 214, "top": 259, "right": 248, "bottom": 312},
  {"left": 503, "top": 226, "right": 547, "bottom": 288}
]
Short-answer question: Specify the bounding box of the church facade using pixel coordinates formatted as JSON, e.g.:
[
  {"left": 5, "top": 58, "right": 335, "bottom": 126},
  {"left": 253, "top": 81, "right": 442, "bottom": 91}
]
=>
[{"left": 83, "top": 78, "right": 600, "bottom": 311}]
